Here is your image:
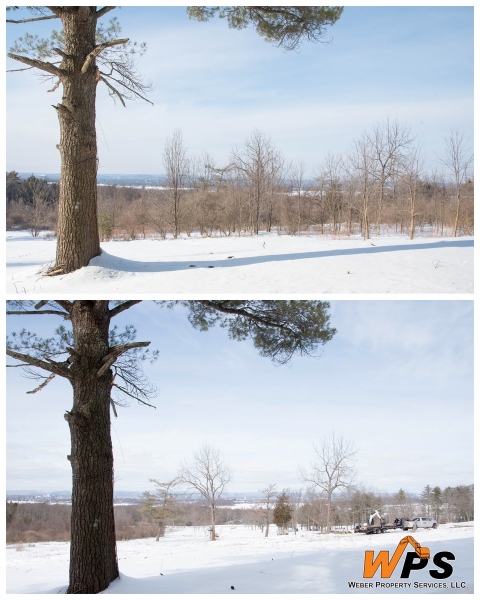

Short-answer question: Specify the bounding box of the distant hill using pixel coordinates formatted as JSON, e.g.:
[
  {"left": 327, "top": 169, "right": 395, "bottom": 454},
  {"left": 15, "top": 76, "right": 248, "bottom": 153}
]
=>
[{"left": 16, "top": 173, "right": 165, "bottom": 187}]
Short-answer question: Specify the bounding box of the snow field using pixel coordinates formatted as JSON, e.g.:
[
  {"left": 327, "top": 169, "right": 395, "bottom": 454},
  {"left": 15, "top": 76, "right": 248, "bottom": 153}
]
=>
[
  {"left": 6, "top": 522, "right": 474, "bottom": 594},
  {"left": 6, "top": 231, "right": 474, "bottom": 294}
]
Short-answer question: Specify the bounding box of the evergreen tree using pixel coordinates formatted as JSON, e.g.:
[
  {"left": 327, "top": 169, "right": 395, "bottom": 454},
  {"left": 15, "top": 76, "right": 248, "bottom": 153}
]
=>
[
  {"left": 273, "top": 489, "right": 293, "bottom": 535},
  {"left": 6, "top": 171, "right": 22, "bottom": 204},
  {"left": 394, "top": 488, "right": 407, "bottom": 509},
  {"left": 431, "top": 486, "right": 443, "bottom": 522},
  {"left": 421, "top": 484, "right": 433, "bottom": 516},
  {"left": 139, "top": 477, "right": 180, "bottom": 541}
]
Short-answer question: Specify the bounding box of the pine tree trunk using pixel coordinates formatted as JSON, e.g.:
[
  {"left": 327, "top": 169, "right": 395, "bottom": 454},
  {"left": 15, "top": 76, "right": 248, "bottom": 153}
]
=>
[
  {"left": 54, "top": 8, "right": 101, "bottom": 274},
  {"left": 65, "top": 301, "right": 118, "bottom": 593}
]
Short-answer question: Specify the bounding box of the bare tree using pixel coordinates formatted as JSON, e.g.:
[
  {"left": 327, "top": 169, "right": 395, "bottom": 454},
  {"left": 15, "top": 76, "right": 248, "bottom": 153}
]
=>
[
  {"left": 299, "top": 488, "right": 328, "bottom": 531},
  {"left": 347, "top": 133, "right": 376, "bottom": 240},
  {"left": 259, "top": 483, "right": 277, "bottom": 537},
  {"left": 290, "top": 161, "right": 307, "bottom": 236},
  {"left": 317, "top": 153, "right": 345, "bottom": 235},
  {"left": 179, "top": 443, "right": 232, "bottom": 541},
  {"left": 22, "top": 176, "right": 56, "bottom": 237},
  {"left": 288, "top": 488, "right": 303, "bottom": 534},
  {"left": 367, "top": 119, "right": 414, "bottom": 234},
  {"left": 436, "top": 129, "right": 473, "bottom": 237},
  {"left": 399, "top": 144, "right": 424, "bottom": 240},
  {"left": 163, "top": 129, "right": 190, "bottom": 239},
  {"left": 301, "top": 432, "right": 357, "bottom": 532},
  {"left": 231, "top": 129, "right": 284, "bottom": 235}
]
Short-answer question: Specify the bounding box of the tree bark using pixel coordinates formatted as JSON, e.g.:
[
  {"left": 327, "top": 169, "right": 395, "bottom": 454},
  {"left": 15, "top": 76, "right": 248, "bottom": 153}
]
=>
[
  {"left": 65, "top": 301, "right": 118, "bottom": 593},
  {"left": 210, "top": 505, "right": 216, "bottom": 540},
  {"left": 54, "top": 8, "right": 101, "bottom": 274}
]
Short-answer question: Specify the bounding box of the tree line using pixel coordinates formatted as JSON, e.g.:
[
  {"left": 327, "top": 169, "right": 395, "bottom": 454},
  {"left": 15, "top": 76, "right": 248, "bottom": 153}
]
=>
[
  {"left": 7, "top": 123, "right": 473, "bottom": 242},
  {"left": 6, "top": 172, "right": 58, "bottom": 236},
  {"left": 139, "top": 438, "right": 473, "bottom": 540},
  {"left": 6, "top": 502, "right": 159, "bottom": 545},
  {"left": 6, "top": 481, "right": 473, "bottom": 546}
]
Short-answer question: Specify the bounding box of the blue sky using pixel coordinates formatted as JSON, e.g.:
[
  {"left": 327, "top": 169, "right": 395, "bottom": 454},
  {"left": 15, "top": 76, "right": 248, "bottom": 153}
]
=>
[
  {"left": 6, "top": 301, "right": 473, "bottom": 495},
  {"left": 6, "top": 5, "right": 473, "bottom": 176}
]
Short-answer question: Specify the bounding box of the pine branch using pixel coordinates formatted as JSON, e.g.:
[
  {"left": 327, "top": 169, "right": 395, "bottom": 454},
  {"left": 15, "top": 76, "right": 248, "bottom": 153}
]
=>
[{"left": 198, "top": 300, "right": 290, "bottom": 330}]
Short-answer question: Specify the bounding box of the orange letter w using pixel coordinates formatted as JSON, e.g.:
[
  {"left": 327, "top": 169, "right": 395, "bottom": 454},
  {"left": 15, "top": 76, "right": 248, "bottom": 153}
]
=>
[{"left": 363, "top": 545, "right": 406, "bottom": 578}]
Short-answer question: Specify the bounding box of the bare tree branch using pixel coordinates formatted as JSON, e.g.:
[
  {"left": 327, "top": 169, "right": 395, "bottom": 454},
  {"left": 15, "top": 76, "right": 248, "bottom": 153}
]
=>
[
  {"left": 6, "top": 310, "right": 69, "bottom": 318},
  {"left": 53, "top": 47, "right": 69, "bottom": 59},
  {"left": 112, "top": 383, "right": 156, "bottom": 408},
  {"left": 6, "top": 348, "right": 71, "bottom": 379},
  {"left": 7, "top": 13, "right": 59, "bottom": 24},
  {"left": 96, "top": 7, "right": 117, "bottom": 19},
  {"left": 7, "top": 52, "right": 63, "bottom": 77},
  {"left": 99, "top": 72, "right": 153, "bottom": 105},
  {"left": 97, "top": 341, "right": 151, "bottom": 378},
  {"left": 45, "top": 7, "right": 67, "bottom": 18},
  {"left": 7, "top": 65, "right": 35, "bottom": 72},
  {"left": 110, "top": 397, "right": 118, "bottom": 418},
  {"left": 81, "top": 38, "right": 129, "bottom": 74},
  {"left": 47, "top": 78, "right": 62, "bottom": 93},
  {"left": 26, "top": 373, "right": 56, "bottom": 394},
  {"left": 98, "top": 75, "right": 126, "bottom": 107},
  {"left": 52, "top": 300, "right": 73, "bottom": 313},
  {"left": 109, "top": 301, "right": 143, "bottom": 319}
]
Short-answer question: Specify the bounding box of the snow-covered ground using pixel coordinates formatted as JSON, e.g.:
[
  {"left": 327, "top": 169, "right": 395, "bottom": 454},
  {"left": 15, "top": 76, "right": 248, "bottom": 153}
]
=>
[
  {"left": 6, "top": 231, "right": 474, "bottom": 294},
  {"left": 6, "top": 523, "right": 474, "bottom": 594}
]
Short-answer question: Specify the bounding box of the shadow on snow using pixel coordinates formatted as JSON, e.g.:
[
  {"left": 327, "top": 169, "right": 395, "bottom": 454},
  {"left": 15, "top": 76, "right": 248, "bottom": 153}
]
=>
[{"left": 91, "top": 239, "right": 473, "bottom": 274}]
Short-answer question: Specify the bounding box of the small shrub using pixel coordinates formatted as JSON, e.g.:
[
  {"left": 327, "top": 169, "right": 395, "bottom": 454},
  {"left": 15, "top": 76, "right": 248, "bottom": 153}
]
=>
[{"left": 98, "top": 212, "right": 114, "bottom": 241}]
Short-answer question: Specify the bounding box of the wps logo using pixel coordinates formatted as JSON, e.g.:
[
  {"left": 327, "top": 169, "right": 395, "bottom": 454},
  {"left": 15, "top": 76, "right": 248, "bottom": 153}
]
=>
[{"left": 363, "top": 536, "right": 454, "bottom": 579}]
